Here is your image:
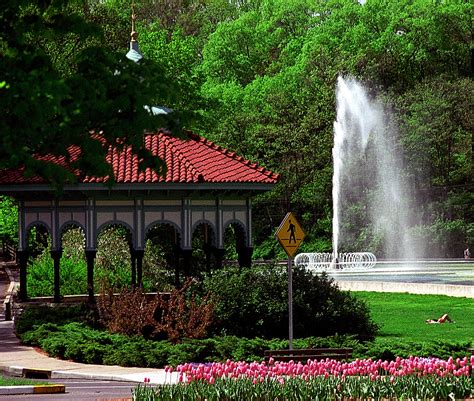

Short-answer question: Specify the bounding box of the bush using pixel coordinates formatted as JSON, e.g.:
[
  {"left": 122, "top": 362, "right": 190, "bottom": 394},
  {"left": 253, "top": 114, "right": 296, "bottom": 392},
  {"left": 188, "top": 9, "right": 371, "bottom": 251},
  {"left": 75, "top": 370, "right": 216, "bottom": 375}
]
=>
[
  {"left": 19, "top": 323, "right": 60, "bottom": 346},
  {"left": 25, "top": 226, "right": 171, "bottom": 297},
  {"left": 0, "top": 196, "right": 18, "bottom": 245},
  {"left": 15, "top": 303, "right": 99, "bottom": 335},
  {"left": 154, "top": 279, "right": 215, "bottom": 343},
  {"left": 17, "top": 313, "right": 473, "bottom": 368},
  {"left": 27, "top": 255, "right": 88, "bottom": 297},
  {"left": 95, "top": 226, "right": 171, "bottom": 292},
  {"left": 200, "top": 264, "right": 379, "bottom": 340},
  {"left": 26, "top": 228, "right": 88, "bottom": 297},
  {"left": 102, "top": 341, "right": 150, "bottom": 367},
  {"left": 97, "top": 280, "right": 214, "bottom": 342},
  {"left": 97, "top": 287, "right": 159, "bottom": 336},
  {"left": 360, "top": 338, "right": 473, "bottom": 361}
]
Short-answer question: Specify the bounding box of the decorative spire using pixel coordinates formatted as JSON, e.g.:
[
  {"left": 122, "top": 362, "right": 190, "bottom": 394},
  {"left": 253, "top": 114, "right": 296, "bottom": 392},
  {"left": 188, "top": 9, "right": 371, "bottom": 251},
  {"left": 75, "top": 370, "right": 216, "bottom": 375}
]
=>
[
  {"left": 126, "top": 2, "right": 143, "bottom": 62},
  {"left": 131, "top": 3, "right": 138, "bottom": 42}
]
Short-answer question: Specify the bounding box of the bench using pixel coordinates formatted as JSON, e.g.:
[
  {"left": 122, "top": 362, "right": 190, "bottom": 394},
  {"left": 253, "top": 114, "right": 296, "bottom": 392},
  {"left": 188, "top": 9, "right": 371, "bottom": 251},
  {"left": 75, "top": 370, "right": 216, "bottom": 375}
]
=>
[{"left": 264, "top": 348, "right": 353, "bottom": 363}]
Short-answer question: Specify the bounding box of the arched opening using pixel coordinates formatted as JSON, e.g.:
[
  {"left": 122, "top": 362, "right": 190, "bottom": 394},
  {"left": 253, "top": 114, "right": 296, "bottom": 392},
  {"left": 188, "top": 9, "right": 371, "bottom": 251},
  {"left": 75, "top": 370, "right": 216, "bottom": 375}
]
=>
[
  {"left": 144, "top": 223, "right": 180, "bottom": 290},
  {"left": 26, "top": 224, "right": 50, "bottom": 259},
  {"left": 223, "top": 221, "right": 247, "bottom": 263},
  {"left": 25, "top": 223, "right": 52, "bottom": 297},
  {"left": 191, "top": 222, "right": 216, "bottom": 277},
  {"left": 59, "top": 225, "right": 87, "bottom": 296},
  {"left": 96, "top": 224, "right": 133, "bottom": 292}
]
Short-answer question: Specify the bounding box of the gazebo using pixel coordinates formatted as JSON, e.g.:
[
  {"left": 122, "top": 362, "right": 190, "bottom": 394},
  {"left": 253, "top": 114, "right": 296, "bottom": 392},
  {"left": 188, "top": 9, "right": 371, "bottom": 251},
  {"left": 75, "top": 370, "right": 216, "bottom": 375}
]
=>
[
  {"left": 0, "top": 11, "right": 278, "bottom": 302},
  {"left": 0, "top": 130, "right": 278, "bottom": 302}
]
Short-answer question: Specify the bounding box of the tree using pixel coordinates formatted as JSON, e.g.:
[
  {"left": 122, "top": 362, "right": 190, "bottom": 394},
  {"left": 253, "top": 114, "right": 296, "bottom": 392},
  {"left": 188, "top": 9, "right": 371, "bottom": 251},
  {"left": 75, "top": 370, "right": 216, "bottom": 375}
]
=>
[
  {"left": 139, "top": 26, "right": 206, "bottom": 116},
  {"left": 0, "top": 0, "right": 191, "bottom": 188},
  {"left": 195, "top": 0, "right": 472, "bottom": 255},
  {"left": 396, "top": 77, "right": 473, "bottom": 188},
  {"left": 199, "top": 0, "right": 339, "bottom": 235},
  {"left": 0, "top": 196, "right": 17, "bottom": 245}
]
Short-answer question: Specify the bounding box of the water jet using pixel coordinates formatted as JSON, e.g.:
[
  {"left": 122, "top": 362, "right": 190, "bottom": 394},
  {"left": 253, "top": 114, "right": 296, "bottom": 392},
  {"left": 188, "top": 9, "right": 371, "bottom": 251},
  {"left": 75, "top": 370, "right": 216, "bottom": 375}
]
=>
[{"left": 297, "top": 76, "right": 418, "bottom": 270}]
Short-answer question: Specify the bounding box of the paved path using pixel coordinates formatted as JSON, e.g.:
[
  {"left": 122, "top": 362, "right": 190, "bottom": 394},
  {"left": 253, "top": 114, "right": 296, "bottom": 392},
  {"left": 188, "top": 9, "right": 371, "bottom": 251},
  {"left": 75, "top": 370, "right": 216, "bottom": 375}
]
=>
[{"left": 0, "top": 258, "right": 177, "bottom": 385}]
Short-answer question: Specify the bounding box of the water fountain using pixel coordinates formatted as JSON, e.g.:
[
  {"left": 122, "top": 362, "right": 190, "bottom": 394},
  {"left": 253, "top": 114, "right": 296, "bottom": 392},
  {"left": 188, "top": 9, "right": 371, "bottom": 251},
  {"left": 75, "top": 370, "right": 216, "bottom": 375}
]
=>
[
  {"left": 296, "top": 76, "right": 417, "bottom": 271},
  {"left": 295, "top": 252, "right": 377, "bottom": 270}
]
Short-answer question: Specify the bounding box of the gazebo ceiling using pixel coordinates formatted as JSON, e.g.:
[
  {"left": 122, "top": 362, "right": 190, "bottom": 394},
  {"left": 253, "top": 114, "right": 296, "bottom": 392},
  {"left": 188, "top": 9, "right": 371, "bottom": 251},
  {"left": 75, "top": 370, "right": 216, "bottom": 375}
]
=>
[{"left": 0, "top": 130, "right": 279, "bottom": 191}]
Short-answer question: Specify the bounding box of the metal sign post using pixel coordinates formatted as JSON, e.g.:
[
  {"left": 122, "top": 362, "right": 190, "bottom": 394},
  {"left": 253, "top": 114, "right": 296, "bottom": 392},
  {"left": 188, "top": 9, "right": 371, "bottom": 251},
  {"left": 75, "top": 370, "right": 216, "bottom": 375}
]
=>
[
  {"left": 275, "top": 212, "right": 305, "bottom": 351},
  {"left": 287, "top": 256, "right": 293, "bottom": 350}
]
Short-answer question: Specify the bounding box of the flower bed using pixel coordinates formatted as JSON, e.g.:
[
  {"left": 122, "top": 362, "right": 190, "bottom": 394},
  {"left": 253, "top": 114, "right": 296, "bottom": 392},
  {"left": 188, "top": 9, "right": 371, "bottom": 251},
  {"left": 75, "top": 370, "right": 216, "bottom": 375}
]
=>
[{"left": 133, "top": 356, "right": 474, "bottom": 400}]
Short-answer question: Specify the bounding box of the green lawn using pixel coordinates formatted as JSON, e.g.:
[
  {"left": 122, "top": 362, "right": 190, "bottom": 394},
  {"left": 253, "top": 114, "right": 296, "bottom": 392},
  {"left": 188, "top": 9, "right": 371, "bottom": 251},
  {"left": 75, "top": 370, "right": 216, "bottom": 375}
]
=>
[
  {"left": 0, "top": 375, "right": 43, "bottom": 386},
  {"left": 354, "top": 292, "right": 474, "bottom": 343}
]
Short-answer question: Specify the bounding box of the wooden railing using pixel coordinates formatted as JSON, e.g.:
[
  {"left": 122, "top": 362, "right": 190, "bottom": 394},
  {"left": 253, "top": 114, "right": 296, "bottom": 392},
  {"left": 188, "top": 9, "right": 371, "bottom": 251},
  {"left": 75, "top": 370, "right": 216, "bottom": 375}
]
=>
[{"left": 1, "top": 242, "right": 16, "bottom": 262}]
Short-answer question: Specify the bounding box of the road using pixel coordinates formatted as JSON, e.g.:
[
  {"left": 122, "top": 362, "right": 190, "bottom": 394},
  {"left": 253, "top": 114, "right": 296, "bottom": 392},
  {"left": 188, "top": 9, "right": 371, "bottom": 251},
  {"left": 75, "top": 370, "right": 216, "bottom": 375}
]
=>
[{"left": 4, "top": 378, "right": 137, "bottom": 401}]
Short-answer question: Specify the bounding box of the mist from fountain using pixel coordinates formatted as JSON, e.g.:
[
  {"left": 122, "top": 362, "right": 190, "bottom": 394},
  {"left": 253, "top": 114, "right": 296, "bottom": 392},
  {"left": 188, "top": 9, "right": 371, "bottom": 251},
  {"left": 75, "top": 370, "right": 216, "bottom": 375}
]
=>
[
  {"left": 332, "top": 76, "right": 418, "bottom": 260},
  {"left": 296, "top": 77, "right": 421, "bottom": 270},
  {"left": 333, "top": 77, "right": 374, "bottom": 257}
]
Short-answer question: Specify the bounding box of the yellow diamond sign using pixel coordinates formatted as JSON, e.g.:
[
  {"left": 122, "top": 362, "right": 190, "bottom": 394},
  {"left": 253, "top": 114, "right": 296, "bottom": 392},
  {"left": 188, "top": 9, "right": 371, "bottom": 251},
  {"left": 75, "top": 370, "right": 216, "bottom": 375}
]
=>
[{"left": 275, "top": 212, "right": 305, "bottom": 257}]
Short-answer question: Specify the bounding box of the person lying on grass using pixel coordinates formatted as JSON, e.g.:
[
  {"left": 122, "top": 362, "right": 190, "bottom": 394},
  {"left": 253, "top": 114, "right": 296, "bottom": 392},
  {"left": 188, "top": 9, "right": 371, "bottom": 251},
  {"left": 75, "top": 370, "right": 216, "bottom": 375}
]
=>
[{"left": 426, "top": 313, "right": 454, "bottom": 324}]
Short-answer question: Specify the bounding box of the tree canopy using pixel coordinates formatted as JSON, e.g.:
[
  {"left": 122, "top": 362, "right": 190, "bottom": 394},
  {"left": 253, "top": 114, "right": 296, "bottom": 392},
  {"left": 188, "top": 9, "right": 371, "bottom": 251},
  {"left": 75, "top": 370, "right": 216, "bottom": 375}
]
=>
[{"left": 0, "top": 0, "right": 191, "bottom": 188}]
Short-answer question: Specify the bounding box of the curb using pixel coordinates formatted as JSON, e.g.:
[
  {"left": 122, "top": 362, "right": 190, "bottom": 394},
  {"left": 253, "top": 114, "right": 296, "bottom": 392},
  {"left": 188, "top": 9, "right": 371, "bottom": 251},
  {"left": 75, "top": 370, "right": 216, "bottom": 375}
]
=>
[
  {"left": 0, "top": 367, "right": 66, "bottom": 395},
  {"left": 50, "top": 371, "right": 139, "bottom": 382},
  {"left": 33, "top": 384, "right": 65, "bottom": 394},
  {"left": 23, "top": 368, "right": 52, "bottom": 379},
  {"left": 1, "top": 365, "right": 170, "bottom": 384},
  {"left": 0, "top": 384, "right": 65, "bottom": 395},
  {"left": 2, "top": 366, "right": 51, "bottom": 379}
]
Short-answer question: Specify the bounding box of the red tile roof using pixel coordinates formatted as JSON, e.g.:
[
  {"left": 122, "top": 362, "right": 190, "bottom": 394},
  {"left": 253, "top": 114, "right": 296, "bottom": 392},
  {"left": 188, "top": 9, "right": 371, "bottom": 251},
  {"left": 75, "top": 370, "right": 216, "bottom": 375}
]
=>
[{"left": 0, "top": 131, "right": 279, "bottom": 186}]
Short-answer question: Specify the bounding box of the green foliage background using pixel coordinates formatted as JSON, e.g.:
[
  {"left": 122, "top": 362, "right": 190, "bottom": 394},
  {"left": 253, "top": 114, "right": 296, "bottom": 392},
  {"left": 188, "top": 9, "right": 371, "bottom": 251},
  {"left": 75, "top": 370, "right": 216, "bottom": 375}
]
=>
[
  {"left": 26, "top": 227, "right": 174, "bottom": 297},
  {"left": 0, "top": 196, "right": 17, "bottom": 244},
  {"left": 98, "top": 0, "right": 474, "bottom": 257}
]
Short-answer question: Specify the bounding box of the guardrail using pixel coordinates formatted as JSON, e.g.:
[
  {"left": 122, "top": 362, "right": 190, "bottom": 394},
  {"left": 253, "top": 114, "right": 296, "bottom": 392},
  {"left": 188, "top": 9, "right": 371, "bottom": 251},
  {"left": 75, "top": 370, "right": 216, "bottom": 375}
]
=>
[{"left": 1, "top": 242, "right": 17, "bottom": 262}]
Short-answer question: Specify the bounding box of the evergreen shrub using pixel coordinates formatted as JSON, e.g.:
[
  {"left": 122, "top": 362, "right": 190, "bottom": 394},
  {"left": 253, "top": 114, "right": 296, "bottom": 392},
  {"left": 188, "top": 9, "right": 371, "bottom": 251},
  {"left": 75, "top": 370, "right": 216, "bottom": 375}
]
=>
[
  {"left": 200, "top": 264, "right": 379, "bottom": 340},
  {"left": 361, "top": 338, "right": 473, "bottom": 361},
  {"left": 17, "top": 314, "right": 472, "bottom": 367},
  {"left": 15, "top": 303, "right": 98, "bottom": 335}
]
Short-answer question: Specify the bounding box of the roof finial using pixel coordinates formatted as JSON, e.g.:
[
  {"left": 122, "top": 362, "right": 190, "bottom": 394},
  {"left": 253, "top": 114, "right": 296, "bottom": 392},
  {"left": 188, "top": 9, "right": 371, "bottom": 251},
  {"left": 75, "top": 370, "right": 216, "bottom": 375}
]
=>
[
  {"left": 126, "top": 2, "right": 143, "bottom": 62},
  {"left": 131, "top": 2, "right": 138, "bottom": 42}
]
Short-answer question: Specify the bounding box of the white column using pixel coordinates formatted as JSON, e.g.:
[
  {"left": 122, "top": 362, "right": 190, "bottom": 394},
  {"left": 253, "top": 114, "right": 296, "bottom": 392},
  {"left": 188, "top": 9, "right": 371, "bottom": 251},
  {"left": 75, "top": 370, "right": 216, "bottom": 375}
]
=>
[
  {"left": 246, "top": 198, "right": 253, "bottom": 247},
  {"left": 181, "top": 198, "right": 192, "bottom": 249},
  {"left": 18, "top": 200, "right": 26, "bottom": 251},
  {"left": 85, "top": 199, "right": 96, "bottom": 250},
  {"left": 134, "top": 198, "right": 145, "bottom": 250}
]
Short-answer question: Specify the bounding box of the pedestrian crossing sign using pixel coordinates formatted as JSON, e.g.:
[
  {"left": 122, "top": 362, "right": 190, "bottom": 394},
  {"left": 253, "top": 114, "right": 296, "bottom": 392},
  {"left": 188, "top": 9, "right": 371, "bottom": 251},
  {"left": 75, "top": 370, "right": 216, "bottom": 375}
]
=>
[{"left": 275, "top": 212, "right": 305, "bottom": 257}]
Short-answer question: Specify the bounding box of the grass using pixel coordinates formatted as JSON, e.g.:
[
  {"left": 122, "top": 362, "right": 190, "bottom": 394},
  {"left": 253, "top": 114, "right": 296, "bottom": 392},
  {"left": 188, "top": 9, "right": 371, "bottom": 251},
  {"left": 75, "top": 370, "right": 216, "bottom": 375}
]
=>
[
  {"left": 354, "top": 291, "right": 474, "bottom": 343},
  {"left": 0, "top": 375, "right": 45, "bottom": 386}
]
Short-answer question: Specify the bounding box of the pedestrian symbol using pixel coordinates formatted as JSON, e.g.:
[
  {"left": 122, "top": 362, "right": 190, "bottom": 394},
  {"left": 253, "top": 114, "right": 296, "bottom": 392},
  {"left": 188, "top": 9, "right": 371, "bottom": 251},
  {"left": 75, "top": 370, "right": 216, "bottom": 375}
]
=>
[
  {"left": 275, "top": 212, "right": 305, "bottom": 257},
  {"left": 288, "top": 220, "right": 296, "bottom": 243}
]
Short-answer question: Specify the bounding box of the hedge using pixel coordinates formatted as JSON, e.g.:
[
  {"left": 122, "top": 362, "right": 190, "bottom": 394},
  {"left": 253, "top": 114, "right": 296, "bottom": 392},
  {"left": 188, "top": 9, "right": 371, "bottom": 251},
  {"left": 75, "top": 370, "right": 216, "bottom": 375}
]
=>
[{"left": 18, "top": 322, "right": 472, "bottom": 368}]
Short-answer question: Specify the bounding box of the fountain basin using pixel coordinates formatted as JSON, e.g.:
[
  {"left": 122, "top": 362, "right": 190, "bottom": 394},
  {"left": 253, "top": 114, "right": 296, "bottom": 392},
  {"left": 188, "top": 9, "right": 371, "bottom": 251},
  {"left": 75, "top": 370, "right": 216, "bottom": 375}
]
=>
[{"left": 295, "top": 252, "right": 377, "bottom": 271}]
